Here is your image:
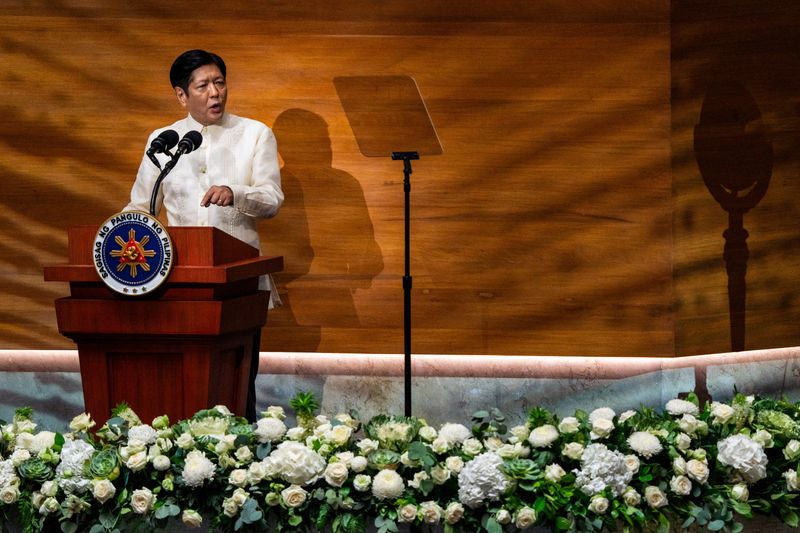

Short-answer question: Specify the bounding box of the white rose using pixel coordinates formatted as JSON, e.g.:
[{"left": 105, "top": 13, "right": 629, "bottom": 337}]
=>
[
  {"left": 618, "top": 410, "right": 637, "bottom": 424},
  {"left": 92, "top": 479, "right": 116, "bottom": 504},
  {"left": 397, "top": 503, "right": 418, "bottom": 523},
  {"left": 710, "top": 402, "right": 735, "bottom": 424},
  {"left": 11, "top": 449, "right": 31, "bottom": 466},
  {"left": 229, "top": 469, "right": 249, "bottom": 487},
  {"left": 408, "top": 470, "right": 430, "bottom": 489},
  {"left": 445, "top": 501, "right": 465, "bottom": 524},
  {"left": 281, "top": 485, "right": 308, "bottom": 508},
  {"left": 264, "top": 405, "right": 286, "bottom": 420},
  {"left": 623, "top": 487, "right": 641, "bottom": 506},
  {"left": 686, "top": 459, "right": 709, "bottom": 484},
  {"left": 176, "top": 432, "right": 195, "bottom": 450},
  {"left": 445, "top": 456, "right": 465, "bottom": 473},
  {"left": 0, "top": 485, "right": 19, "bottom": 505},
  {"left": 431, "top": 437, "right": 451, "bottom": 454},
  {"left": 624, "top": 454, "right": 640, "bottom": 473},
  {"left": 353, "top": 474, "right": 372, "bottom": 492},
  {"left": 731, "top": 483, "right": 749, "bottom": 502},
  {"left": 496, "top": 509, "right": 512, "bottom": 525},
  {"left": 545, "top": 463, "right": 566, "bottom": 482},
  {"left": 231, "top": 488, "right": 249, "bottom": 507},
  {"left": 431, "top": 465, "right": 451, "bottom": 484},
  {"left": 69, "top": 413, "right": 95, "bottom": 433},
  {"left": 223, "top": 498, "right": 239, "bottom": 517},
  {"left": 589, "top": 495, "right": 609, "bottom": 514},
  {"left": 515, "top": 506, "right": 537, "bottom": 529},
  {"left": 673, "top": 456, "right": 687, "bottom": 475},
  {"left": 462, "top": 438, "right": 483, "bottom": 456},
  {"left": 372, "top": 469, "right": 405, "bottom": 500},
  {"left": 286, "top": 427, "right": 306, "bottom": 441},
  {"left": 418, "top": 426, "right": 438, "bottom": 442},
  {"left": 678, "top": 414, "right": 698, "bottom": 435},
  {"left": 670, "top": 475, "right": 692, "bottom": 495},
  {"left": 510, "top": 425, "right": 531, "bottom": 441},
  {"left": 125, "top": 451, "right": 148, "bottom": 472},
  {"left": 484, "top": 436, "right": 503, "bottom": 451},
  {"left": 675, "top": 432, "right": 692, "bottom": 451},
  {"left": 356, "top": 438, "right": 379, "bottom": 454},
  {"left": 785, "top": 440, "right": 800, "bottom": 461},
  {"left": 420, "top": 501, "right": 443, "bottom": 524},
  {"left": 130, "top": 488, "right": 154, "bottom": 514},
  {"left": 182, "top": 509, "right": 203, "bottom": 528},
  {"left": 562, "top": 441, "right": 584, "bottom": 460},
  {"left": 327, "top": 425, "right": 353, "bottom": 447},
  {"left": 350, "top": 456, "right": 368, "bottom": 473},
  {"left": 591, "top": 418, "right": 614, "bottom": 439},
  {"left": 324, "top": 462, "right": 349, "bottom": 487},
  {"left": 753, "top": 429, "right": 774, "bottom": 449},
  {"left": 558, "top": 417, "right": 581, "bottom": 434},
  {"left": 785, "top": 469, "right": 800, "bottom": 492},
  {"left": 645, "top": 486, "right": 668, "bottom": 508},
  {"left": 589, "top": 407, "right": 616, "bottom": 423}
]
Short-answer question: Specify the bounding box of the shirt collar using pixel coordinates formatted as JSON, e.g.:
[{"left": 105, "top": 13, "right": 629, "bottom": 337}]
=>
[{"left": 185, "top": 113, "right": 230, "bottom": 133}]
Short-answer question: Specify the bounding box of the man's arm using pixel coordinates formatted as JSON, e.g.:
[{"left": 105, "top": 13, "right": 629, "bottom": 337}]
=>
[{"left": 226, "top": 125, "right": 284, "bottom": 218}]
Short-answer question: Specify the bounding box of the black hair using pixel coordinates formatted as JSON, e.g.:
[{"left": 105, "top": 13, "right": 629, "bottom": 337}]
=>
[{"left": 169, "top": 49, "right": 227, "bottom": 92}]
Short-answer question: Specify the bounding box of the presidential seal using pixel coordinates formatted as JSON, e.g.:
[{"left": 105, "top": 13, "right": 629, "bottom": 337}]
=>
[{"left": 93, "top": 211, "right": 174, "bottom": 296}]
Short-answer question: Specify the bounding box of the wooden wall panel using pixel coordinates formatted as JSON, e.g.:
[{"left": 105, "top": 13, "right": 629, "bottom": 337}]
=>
[
  {"left": 672, "top": 1, "right": 800, "bottom": 355},
  {"left": 1, "top": 2, "right": 683, "bottom": 356}
]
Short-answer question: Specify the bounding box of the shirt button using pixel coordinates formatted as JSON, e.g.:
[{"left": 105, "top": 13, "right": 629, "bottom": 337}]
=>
[{"left": 199, "top": 165, "right": 207, "bottom": 174}]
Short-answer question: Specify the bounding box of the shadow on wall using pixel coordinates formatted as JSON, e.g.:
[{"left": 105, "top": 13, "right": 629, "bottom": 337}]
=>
[
  {"left": 260, "top": 108, "right": 384, "bottom": 352},
  {"left": 694, "top": 82, "right": 773, "bottom": 352}
]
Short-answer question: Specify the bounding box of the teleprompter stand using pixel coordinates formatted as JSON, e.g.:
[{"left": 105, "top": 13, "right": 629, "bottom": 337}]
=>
[{"left": 335, "top": 76, "right": 442, "bottom": 416}]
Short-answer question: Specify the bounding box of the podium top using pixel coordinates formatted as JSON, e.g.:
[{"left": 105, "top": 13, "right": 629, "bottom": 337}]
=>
[{"left": 44, "top": 226, "right": 282, "bottom": 285}]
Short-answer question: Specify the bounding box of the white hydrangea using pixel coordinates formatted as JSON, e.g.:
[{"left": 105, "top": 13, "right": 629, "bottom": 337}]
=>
[
  {"left": 438, "top": 423, "right": 472, "bottom": 445},
  {"left": 182, "top": 450, "right": 216, "bottom": 487},
  {"left": 573, "top": 444, "right": 632, "bottom": 497},
  {"left": 717, "top": 434, "right": 768, "bottom": 484},
  {"left": 665, "top": 399, "right": 699, "bottom": 416},
  {"left": 0, "top": 459, "right": 18, "bottom": 488},
  {"left": 128, "top": 425, "right": 158, "bottom": 445},
  {"left": 457, "top": 452, "right": 511, "bottom": 509},
  {"left": 254, "top": 417, "right": 288, "bottom": 443},
  {"left": 269, "top": 441, "right": 326, "bottom": 486},
  {"left": 56, "top": 438, "right": 95, "bottom": 494},
  {"left": 627, "top": 431, "right": 663, "bottom": 459}
]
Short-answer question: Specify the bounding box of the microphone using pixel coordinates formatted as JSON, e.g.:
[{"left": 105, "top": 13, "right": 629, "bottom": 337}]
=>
[
  {"left": 148, "top": 131, "right": 203, "bottom": 216},
  {"left": 175, "top": 130, "right": 203, "bottom": 156},
  {"left": 145, "top": 129, "right": 179, "bottom": 169}
]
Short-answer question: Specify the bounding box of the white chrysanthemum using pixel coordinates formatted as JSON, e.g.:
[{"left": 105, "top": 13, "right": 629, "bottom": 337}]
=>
[
  {"left": 588, "top": 407, "right": 616, "bottom": 424},
  {"left": 573, "top": 444, "right": 632, "bottom": 497},
  {"left": 457, "top": 452, "right": 512, "bottom": 508},
  {"left": 627, "top": 431, "right": 663, "bottom": 459},
  {"left": 717, "top": 434, "right": 768, "bottom": 484},
  {"left": 182, "top": 450, "right": 216, "bottom": 487},
  {"left": 56, "top": 439, "right": 95, "bottom": 494},
  {"left": 128, "top": 425, "right": 158, "bottom": 445},
  {"left": 439, "top": 423, "right": 472, "bottom": 445},
  {"left": 269, "top": 441, "right": 326, "bottom": 485},
  {"left": 665, "top": 399, "right": 699, "bottom": 416},
  {"left": 371, "top": 469, "right": 405, "bottom": 500},
  {"left": 528, "top": 425, "right": 559, "bottom": 448},
  {"left": 254, "top": 417, "right": 287, "bottom": 443}
]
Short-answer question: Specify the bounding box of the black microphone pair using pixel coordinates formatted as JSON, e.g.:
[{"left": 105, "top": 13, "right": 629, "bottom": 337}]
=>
[{"left": 146, "top": 130, "right": 203, "bottom": 169}]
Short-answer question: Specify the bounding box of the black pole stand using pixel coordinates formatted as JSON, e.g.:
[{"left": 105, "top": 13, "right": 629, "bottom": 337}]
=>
[{"left": 392, "top": 151, "right": 419, "bottom": 417}]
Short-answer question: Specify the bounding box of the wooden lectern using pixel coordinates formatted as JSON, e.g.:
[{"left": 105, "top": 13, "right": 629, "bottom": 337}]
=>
[{"left": 43, "top": 226, "right": 282, "bottom": 424}]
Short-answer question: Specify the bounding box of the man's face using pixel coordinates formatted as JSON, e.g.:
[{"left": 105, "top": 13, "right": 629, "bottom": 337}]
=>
[{"left": 175, "top": 63, "right": 227, "bottom": 126}]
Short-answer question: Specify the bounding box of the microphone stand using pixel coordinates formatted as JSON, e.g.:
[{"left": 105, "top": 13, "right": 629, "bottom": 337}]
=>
[
  {"left": 392, "top": 151, "right": 419, "bottom": 417},
  {"left": 149, "top": 151, "right": 181, "bottom": 217}
]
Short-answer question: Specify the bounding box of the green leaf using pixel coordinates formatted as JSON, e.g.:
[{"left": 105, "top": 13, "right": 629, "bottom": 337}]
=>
[
  {"left": 484, "top": 517, "right": 503, "bottom": 533},
  {"left": 781, "top": 509, "right": 799, "bottom": 528},
  {"left": 708, "top": 519, "right": 725, "bottom": 531}
]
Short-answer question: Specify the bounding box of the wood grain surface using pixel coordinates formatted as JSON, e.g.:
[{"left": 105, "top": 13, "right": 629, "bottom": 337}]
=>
[{"left": 1, "top": 1, "right": 797, "bottom": 357}]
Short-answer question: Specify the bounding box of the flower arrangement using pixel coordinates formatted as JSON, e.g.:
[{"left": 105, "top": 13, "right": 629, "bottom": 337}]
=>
[{"left": 1, "top": 392, "right": 800, "bottom": 532}]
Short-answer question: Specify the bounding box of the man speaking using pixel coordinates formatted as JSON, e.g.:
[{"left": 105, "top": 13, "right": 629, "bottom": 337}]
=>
[{"left": 124, "top": 49, "right": 284, "bottom": 421}]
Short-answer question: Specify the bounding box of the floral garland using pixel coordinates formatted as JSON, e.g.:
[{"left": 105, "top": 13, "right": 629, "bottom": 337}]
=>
[{"left": 1, "top": 392, "right": 800, "bottom": 532}]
